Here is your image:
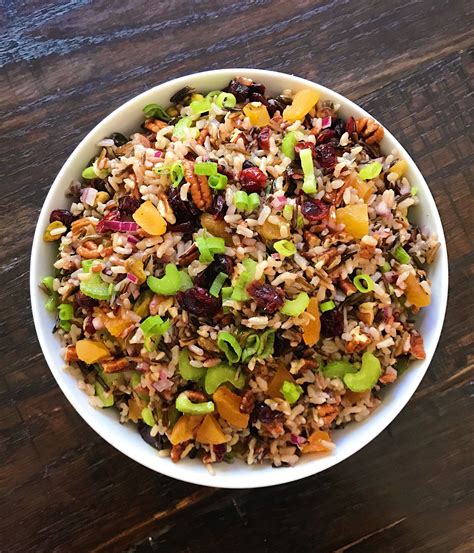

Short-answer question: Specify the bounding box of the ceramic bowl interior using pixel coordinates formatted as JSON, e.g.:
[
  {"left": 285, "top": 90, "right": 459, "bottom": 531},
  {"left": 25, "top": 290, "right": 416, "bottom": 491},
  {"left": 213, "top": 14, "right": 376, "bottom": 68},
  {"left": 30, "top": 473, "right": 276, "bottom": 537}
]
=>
[{"left": 30, "top": 68, "right": 448, "bottom": 488}]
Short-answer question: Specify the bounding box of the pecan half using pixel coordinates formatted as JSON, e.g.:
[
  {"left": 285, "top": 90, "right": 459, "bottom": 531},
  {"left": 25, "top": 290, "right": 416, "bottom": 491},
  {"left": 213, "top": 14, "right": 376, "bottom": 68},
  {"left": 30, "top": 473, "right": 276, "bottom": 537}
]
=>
[
  {"left": 171, "top": 442, "right": 187, "bottom": 463},
  {"left": 76, "top": 240, "right": 100, "bottom": 259},
  {"left": 240, "top": 390, "right": 255, "bottom": 414},
  {"left": 102, "top": 358, "right": 129, "bottom": 373},
  {"left": 185, "top": 161, "right": 212, "bottom": 210},
  {"left": 355, "top": 117, "right": 384, "bottom": 144}
]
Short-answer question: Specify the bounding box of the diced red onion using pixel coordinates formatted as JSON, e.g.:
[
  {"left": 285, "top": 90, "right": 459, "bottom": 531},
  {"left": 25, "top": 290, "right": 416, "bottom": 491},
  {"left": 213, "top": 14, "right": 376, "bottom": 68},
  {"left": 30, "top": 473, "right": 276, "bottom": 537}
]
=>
[
  {"left": 375, "top": 201, "right": 391, "bottom": 217},
  {"left": 97, "top": 138, "right": 115, "bottom": 147},
  {"left": 321, "top": 116, "right": 332, "bottom": 129},
  {"left": 102, "top": 220, "right": 140, "bottom": 232},
  {"left": 154, "top": 150, "right": 163, "bottom": 158},
  {"left": 127, "top": 234, "right": 140, "bottom": 244},
  {"left": 127, "top": 272, "right": 138, "bottom": 284},
  {"left": 136, "top": 361, "right": 150, "bottom": 372},
  {"left": 80, "top": 187, "right": 98, "bottom": 206},
  {"left": 271, "top": 194, "right": 287, "bottom": 209},
  {"left": 153, "top": 372, "right": 174, "bottom": 392},
  {"left": 399, "top": 183, "right": 410, "bottom": 195},
  {"left": 290, "top": 434, "right": 307, "bottom": 446}
]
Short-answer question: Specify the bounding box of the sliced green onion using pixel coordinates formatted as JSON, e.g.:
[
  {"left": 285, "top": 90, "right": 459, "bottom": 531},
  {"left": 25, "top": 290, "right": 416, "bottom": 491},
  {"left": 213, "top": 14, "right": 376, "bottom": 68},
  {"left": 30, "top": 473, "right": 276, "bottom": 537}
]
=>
[
  {"left": 280, "top": 292, "right": 310, "bottom": 317},
  {"left": 140, "top": 315, "right": 170, "bottom": 351},
  {"left": 274, "top": 239, "right": 296, "bottom": 258},
  {"left": 359, "top": 161, "right": 382, "bottom": 181},
  {"left": 216, "top": 92, "right": 236, "bottom": 109},
  {"left": 204, "top": 364, "right": 245, "bottom": 395},
  {"left": 217, "top": 331, "right": 242, "bottom": 364},
  {"left": 241, "top": 333, "right": 260, "bottom": 363},
  {"left": 178, "top": 270, "right": 193, "bottom": 291},
  {"left": 172, "top": 116, "right": 194, "bottom": 139},
  {"left": 143, "top": 103, "right": 171, "bottom": 121},
  {"left": 234, "top": 190, "right": 249, "bottom": 211},
  {"left": 82, "top": 166, "right": 97, "bottom": 180},
  {"left": 208, "top": 173, "right": 228, "bottom": 190},
  {"left": 195, "top": 233, "right": 226, "bottom": 263},
  {"left": 80, "top": 273, "right": 113, "bottom": 301},
  {"left": 343, "top": 352, "right": 382, "bottom": 392},
  {"left": 194, "top": 161, "right": 218, "bottom": 176},
  {"left": 353, "top": 274, "right": 375, "bottom": 293},
  {"left": 42, "top": 276, "right": 55, "bottom": 293},
  {"left": 283, "top": 204, "right": 294, "bottom": 221},
  {"left": 231, "top": 258, "right": 257, "bottom": 301},
  {"left": 380, "top": 261, "right": 391, "bottom": 273},
  {"left": 411, "top": 186, "right": 418, "bottom": 196},
  {"left": 209, "top": 272, "right": 228, "bottom": 297},
  {"left": 323, "top": 360, "right": 357, "bottom": 378},
  {"left": 296, "top": 213, "right": 304, "bottom": 229},
  {"left": 256, "top": 329, "right": 275, "bottom": 359},
  {"left": 221, "top": 286, "right": 233, "bottom": 313},
  {"left": 280, "top": 380, "right": 303, "bottom": 404},
  {"left": 190, "top": 98, "right": 211, "bottom": 114},
  {"left": 281, "top": 131, "right": 298, "bottom": 160},
  {"left": 154, "top": 165, "right": 170, "bottom": 175},
  {"left": 393, "top": 245, "right": 411, "bottom": 265},
  {"left": 141, "top": 407, "right": 155, "bottom": 427},
  {"left": 300, "top": 148, "right": 317, "bottom": 194},
  {"left": 247, "top": 193, "right": 260, "bottom": 212},
  {"left": 175, "top": 392, "right": 214, "bottom": 415},
  {"left": 95, "top": 381, "right": 114, "bottom": 407},
  {"left": 147, "top": 264, "right": 181, "bottom": 296},
  {"left": 205, "top": 90, "right": 223, "bottom": 102},
  {"left": 58, "top": 303, "right": 74, "bottom": 321},
  {"left": 170, "top": 161, "right": 184, "bottom": 187},
  {"left": 320, "top": 300, "right": 335, "bottom": 313},
  {"left": 178, "top": 348, "right": 206, "bottom": 382}
]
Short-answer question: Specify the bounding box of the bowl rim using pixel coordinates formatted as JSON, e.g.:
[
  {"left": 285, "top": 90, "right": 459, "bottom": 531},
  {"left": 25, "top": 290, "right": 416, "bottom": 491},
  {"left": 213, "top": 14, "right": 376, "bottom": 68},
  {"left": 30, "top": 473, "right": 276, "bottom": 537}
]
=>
[{"left": 30, "top": 68, "right": 448, "bottom": 488}]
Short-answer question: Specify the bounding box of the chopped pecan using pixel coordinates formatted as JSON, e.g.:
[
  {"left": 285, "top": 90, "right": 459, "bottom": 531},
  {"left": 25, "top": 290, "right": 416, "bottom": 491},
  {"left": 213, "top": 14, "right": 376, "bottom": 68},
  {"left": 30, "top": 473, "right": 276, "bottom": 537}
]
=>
[
  {"left": 324, "top": 182, "right": 349, "bottom": 207},
  {"left": 410, "top": 332, "right": 426, "bottom": 360},
  {"left": 177, "top": 243, "right": 199, "bottom": 267},
  {"left": 102, "top": 358, "right": 129, "bottom": 373},
  {"left": 303, "top": 230, "right": 320, "bottom": 249},
  {"left": 339, "top": 277, "right": 357, "bottom": 296},
  {"left": 301, "top": 359, "right": 319, "bottom": 371},
  {"left": 240, "top": 390, "right": 256, "bottom": 414},
  {"left": 358, "top": 302, "right": 376, "bottom": 325},
  {"left": 355, "top": 117, "right": 384, "bottom": 144},
  {"left": 71, "top": 217, "right": 97, "bottom": 236},
  {"left": 197, "top": 336, "right": 220, "bottom": 354},
  {"left": 64, "top": 345, "right": 78, "bottom": 362},
  {"left": 185, "top": 161, "right": 212, "bottom": 210},
  {"left": 197, "top": 128, "right": 209, "bottom": 146},
  {"left": 171, "top": 442, "right": 187, "bottom": 463},
  {"left": 76, "top": 240, "right": 100, "bottom": 259},
  {"left": 262, "top": 420, "right": 285, "bottom": 438}
]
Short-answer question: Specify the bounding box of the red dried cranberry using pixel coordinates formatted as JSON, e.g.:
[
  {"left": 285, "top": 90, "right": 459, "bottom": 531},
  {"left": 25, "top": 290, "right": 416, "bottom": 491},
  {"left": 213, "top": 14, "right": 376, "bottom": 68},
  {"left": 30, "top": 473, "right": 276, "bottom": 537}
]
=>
[
  {"left": 167, "top": 187, "right": 200, "bottom": 224},
  {"left": 177, "top": 286, "right": 221, "bottom": 317},
  {"left": 315, "top": 143, "right": 337, "bottom": 169},
  {"left": 247, "top": 281, "right": 284, "bottom": 314},
  {"left": 320, "top": 309, "right": 344, "bottom": 337},
  {"left": 208, "top": 193, "right": 227, "bottom": 220},
  {"left": 249, "top": 81, "right": 266, "bottom": 96},
  {"left": 84, "top": 316, "right": 96, "bottom": 335},
  {"left": 331, "top": 118, "right": 346, "bottom": 137},
  {"left": 316, "top": 129, "right": 337, "bottom": 144},
  {"left": 213, "top": 444, "right": 227, "bottom": 462},
  {"left": 346, "top": 116, "right": 356, "bottom": 134},
  {"left": 118, "top": 195, "right": 141, "bottom": 216},
  {"left": 96, "top": 209, "right": 121, "bottom": 233},
  {"left": 75, "top": 291, "right": 98, "bottom": 310},
  {"left": 294, "top": 141, "right": 315, "bottom": 157},
  {"left": 49, "top": 209, "right": 73, "bottom": 228},
  {"left": 249, "top": 92, "right": 268, "bottom": 106},
  {"left": 194, "top": 255, "right": 233, "bottom": 289},
  {"left": 258, "top": 127, "right": 271, "bottom": 151},
  {"left": 138, "top": 421, "right": 170, "bottom": 450},
  {"left": 301, "top": 199, "right": 330, "bottom": 222},
  {"left": 267, "top": 98, "right": 286, "bottom": 116},
  {"left": 273, "top": 333, "right": 291, "bottom": 356},
  {"left": 253, "top": 402, "right": 282, "bottom": 424},
  {"left": 238, "top": 167, "right": 267, "bottom": 193},
  {"left": 227, "top": 78, "right": 250, "bottom": 103},
  {"left": 167, "top": 221, "right": 194, "bottom": 234}
]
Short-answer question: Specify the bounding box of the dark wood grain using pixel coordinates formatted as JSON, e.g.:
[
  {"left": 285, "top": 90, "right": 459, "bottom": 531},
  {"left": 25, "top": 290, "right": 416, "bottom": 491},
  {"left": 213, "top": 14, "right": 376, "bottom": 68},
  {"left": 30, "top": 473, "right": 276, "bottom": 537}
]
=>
[{"left": 1, "top": 1, "right": 473, "bottom": 552}]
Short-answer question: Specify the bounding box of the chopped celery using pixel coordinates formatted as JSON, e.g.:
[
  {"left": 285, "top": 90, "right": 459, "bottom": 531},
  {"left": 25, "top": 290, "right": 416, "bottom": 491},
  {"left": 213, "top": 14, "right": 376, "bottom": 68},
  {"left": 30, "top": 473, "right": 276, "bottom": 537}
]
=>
[
  {"left": 175, "top": 392, "right": 214, "bottom": 415},
  {"left": 343, "top": 352, "right": 382, "bottom": 392},
  {"left": 178, "top": 348, "right": 206, "bottom": 381},
  {"left": 204, "top": 364, "right": 245, "bottom": 395}
]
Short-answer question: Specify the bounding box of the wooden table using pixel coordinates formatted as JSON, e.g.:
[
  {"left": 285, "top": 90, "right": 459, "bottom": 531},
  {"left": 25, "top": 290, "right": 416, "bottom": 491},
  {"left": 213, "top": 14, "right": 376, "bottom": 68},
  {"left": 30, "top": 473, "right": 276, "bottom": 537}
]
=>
[{"left": 1, "top": 1, "right": 473, "bottom": 551}]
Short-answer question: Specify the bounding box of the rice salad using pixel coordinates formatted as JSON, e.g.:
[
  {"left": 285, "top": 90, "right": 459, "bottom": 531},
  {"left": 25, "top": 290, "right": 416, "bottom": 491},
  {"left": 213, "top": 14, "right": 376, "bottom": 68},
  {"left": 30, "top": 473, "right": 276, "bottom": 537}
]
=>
[{"left": 40, "top": 76, "right": 439, "bottom": 468}]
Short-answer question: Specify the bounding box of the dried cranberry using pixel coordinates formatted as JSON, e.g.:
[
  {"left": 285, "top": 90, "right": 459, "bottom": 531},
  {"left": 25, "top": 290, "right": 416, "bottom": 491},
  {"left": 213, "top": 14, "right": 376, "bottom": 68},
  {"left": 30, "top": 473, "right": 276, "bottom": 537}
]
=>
[
  {"left": 285, "top": 162, "right": 303, "bottom": 181},
  {"left": 315, "top": 143, "right": 337, "bottom": 169},
  {"left": 320, "top": 309, "right": 344, "bottom": 337},
  {"left": 345, "top": 116, "right": 356, "bottom": 134},
  {"left": 331, "top": 118, "right": 346, "bottom": 138},
  {"left": 253, "top": 402, "right": 282, "bottom": 424},
  {"left": 227, "top": 78, "right": 250, "bottom": 103},
  {"left": 138, "top": 421, "right": 170, "bottom": 450},
  {"left": 75, "top": 291, "right": 98, "bottom": 310},
  {"left": 249, "top": 92, "right": 268, "bottom": 105},
  {"left": 258, "top": 127, "right": 271, "bottom": 151},
  {"left": 118, "top": 195, "right": 141, "bottom": 216},
  {"left": 242, "top": 160, "right": 256, "bottom": 170},
  {"left": 167, "top": 221, "right": 194, "bottom": 234},
  {"left": 294, "top": 141, "right": 315, "bottom": 156},
  {"left": 266, "top": 97, "right": 287, "bottom": 116},
  {"left": 249, "top": 81, "right": 266, "bottom": 96},
  {"left": 167, "top": 186, "right": 200, "bottom": 224},
  {"left": 247, "top": 281, "right": 284, "bottom": 314},
  {"left": 213, "top": 444, "right": 227, "bottom": 462},
  {"left": 273, "top": 333, "right": 291, "bottom": 356},
  {"left": 238, "top": 167, "right": 267, "bottom": 193},
  {"left": 194, "top": 255, "right": 233, "bottom": 289},
  {"left": 96, "top": 209, "right": 121, "bottom": 233},
  {"left": 84, "top": 316, "right": 96, "bottom": 335},
  {"left": 177, "top": 286, "right": 221, "bottom": 317},
  {"left": 208, "top": 193, "right": 227, "bottom": 220},
  {"left": 49, "top": 209, "right": 73, "bottom": 228},
  {"left": 316, "top": 129, "right": 337, "bottom": 144},
  {"left": 301, "top": 199, "right": 330, "bottom": 222}
]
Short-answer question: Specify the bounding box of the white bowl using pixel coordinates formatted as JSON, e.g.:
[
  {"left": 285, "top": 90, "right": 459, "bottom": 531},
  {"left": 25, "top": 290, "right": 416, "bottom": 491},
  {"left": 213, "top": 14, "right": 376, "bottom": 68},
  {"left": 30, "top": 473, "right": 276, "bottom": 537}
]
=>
[{"left": 30, "top": 68, "right": 448, "bottom": 488}]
